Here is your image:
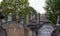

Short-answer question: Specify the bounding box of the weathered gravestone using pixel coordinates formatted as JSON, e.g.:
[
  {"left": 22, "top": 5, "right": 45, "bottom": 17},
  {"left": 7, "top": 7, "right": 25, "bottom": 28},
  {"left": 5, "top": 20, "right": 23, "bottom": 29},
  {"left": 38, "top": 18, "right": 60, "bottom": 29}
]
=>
[
  {"left": 2, "top": 22, "right": 24, "bottom": 36},
  {"left": 28, "top": 24, "right": 41, "bottom": 36},
  {"left": 0, "top": 27, "right": 7, "bottom": 36},
  {"left": 0, "top": 12, "right": 4, "bottom": 25},
  {"left": 39, "top": 24, "right": 54, "bottom": 36},
  {"left": 16, "top": 13, "right": 20, "bottom": 22},
  {"left": 8, "top": 13, "right": 12, "bottom": 22},
  {"left": 0, "top": 12, "right": 7, "bottom": 36}
]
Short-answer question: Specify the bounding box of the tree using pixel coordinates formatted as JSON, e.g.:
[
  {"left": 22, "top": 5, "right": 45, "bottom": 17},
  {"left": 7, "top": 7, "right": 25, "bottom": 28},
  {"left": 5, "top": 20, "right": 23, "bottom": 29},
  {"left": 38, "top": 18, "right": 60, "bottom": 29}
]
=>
[
  {"left": 0, "top": 0, "right": 31, "bottom": 36},
  {"left": 44, "top": 0, "right": 60, "bottom": 25},
  {"left": 29, "top": 6, "right": 37, "bottom": 24},
  {"left": 0, "top": 0, "right": 30, "bottom": 21}
]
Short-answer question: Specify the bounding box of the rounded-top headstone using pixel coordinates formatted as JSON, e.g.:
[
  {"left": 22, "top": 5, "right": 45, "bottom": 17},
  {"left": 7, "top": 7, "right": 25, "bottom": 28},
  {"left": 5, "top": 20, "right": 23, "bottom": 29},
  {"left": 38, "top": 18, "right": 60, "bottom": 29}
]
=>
[
  {"left": 39, "top": 24, "right": 54, "bottom": 36},
  {"left": 8, "top": 13, "right": 12, "bottom": 22}
]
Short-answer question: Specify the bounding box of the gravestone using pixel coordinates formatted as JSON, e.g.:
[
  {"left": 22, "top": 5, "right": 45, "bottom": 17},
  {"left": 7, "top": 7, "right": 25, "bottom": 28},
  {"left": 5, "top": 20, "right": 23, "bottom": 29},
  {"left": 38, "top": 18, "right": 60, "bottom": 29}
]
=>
[
  {"left": 20, "top": 20, "right": 23, "bottom": 24},
  {"left": 8, "top": 13, "right": 12, "bottom": 22},
  {"left": 38, "top": 24, "right": 54, "bottom": 36},
  {"left": 28, "top": 24, "right": 41, "bottom": 36},
  {"left": 2, "top": 22, "right": 24, "bottom": 36},
  {"left": 0, "top": 12, "right": 7, "bottom": 36},
  {"left": 16, "top": 13, "right": 20, "bottom": 22},
  {"left": 0, "top": 12, "right": 4, "bottom": 25},
  {"left": 30, "top": 15, "right": 36, "bottom": 24},
  {"left": 0, "top": 27, "right": 7, "bottom": 36}
]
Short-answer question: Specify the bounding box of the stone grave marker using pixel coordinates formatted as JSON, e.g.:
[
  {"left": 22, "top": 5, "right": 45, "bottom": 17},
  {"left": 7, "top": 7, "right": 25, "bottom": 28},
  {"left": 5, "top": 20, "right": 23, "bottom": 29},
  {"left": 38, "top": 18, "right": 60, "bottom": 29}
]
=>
[
  {"left": 16, "top": 13, "right": 20, "bottom": 22},
  {"left": 38, "top": 24, "right": 54, "bottom": 36},
  {"left": 0, "top": 27, "right": 7, "bottom": 36},
  {"left": 8, "top": 13, "right": 12, "bottom": 22}
]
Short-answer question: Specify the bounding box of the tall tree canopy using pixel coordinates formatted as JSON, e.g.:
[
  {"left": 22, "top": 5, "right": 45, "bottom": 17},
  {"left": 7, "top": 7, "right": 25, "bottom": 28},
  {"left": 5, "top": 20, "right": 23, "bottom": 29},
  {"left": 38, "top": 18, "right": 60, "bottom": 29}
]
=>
[
  {"left": 0, "top": 0, "right": 30, "bottom": 20},
  {"left": 44, "top": 0, "right": 60, "bottom": 25}
]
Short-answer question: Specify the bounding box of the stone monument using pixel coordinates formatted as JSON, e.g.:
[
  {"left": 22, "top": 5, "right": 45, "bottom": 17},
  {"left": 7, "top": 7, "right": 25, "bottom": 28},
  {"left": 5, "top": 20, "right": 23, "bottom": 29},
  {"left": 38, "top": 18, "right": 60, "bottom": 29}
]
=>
[
  {"left": 0, "top": 12, "right": 4, "bottom": 25},
  {"left": 0, "top": 12, "right": 7, "bottom": 36},
  {"left": 8, "top": 13, "right": 12, "bottom": 22},
  {"left": 39, "top": 24, "right": 54, "bottom": 36},
  {"left": 16, "top": 13, "right": 20, "bottom": 22},
  {"left": 28, "top": 24, "right": 41, "bottom": 36}
]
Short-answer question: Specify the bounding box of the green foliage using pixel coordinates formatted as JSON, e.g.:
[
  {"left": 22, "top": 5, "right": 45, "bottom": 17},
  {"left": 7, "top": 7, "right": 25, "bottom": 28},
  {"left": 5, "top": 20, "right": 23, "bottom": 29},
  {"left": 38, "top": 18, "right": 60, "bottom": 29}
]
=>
[
  {"left": 29, "top": 7, "right": 37, "bottom": 15},
  {"left": 44, "top": 0, "right": 60, "bottom": 25},
  {"left": 0, "top": 0, "right": 30, "bottom": 21},
  {"left": 23, "top": 6, "right": 37, "bottom": 23}
]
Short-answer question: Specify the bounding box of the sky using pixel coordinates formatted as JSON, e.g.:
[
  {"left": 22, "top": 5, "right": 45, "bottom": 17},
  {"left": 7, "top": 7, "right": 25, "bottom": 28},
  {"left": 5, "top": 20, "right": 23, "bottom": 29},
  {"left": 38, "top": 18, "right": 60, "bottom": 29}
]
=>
[
  {"left": 29, "top": 0, "right": 46, "bottom": 14},
  {"left": 0, "top": 0, "right": 2, "bottom": 3},
  {"left": 0, "top": 0, "right": 46, "bottom": 14}
]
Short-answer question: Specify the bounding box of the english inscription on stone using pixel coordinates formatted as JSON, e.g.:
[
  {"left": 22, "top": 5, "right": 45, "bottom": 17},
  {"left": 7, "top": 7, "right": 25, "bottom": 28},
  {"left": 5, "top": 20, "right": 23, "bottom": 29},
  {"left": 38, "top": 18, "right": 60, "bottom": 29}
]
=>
[{"left": 38, "top": 24, "right": 54, "bottom": 36}]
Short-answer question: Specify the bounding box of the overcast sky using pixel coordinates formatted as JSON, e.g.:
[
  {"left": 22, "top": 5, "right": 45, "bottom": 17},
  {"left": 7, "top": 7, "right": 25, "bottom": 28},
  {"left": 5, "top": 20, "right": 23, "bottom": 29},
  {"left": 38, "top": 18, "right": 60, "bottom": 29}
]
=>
[
  {"left": 0, "top": 0, "right": 46, "bottom": 14},
  {"left": 0, "top": 0, "right": 2, "bottom": 3},
  {"left": 29, "top": 0, "right": 46, "bottom": 14}
]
